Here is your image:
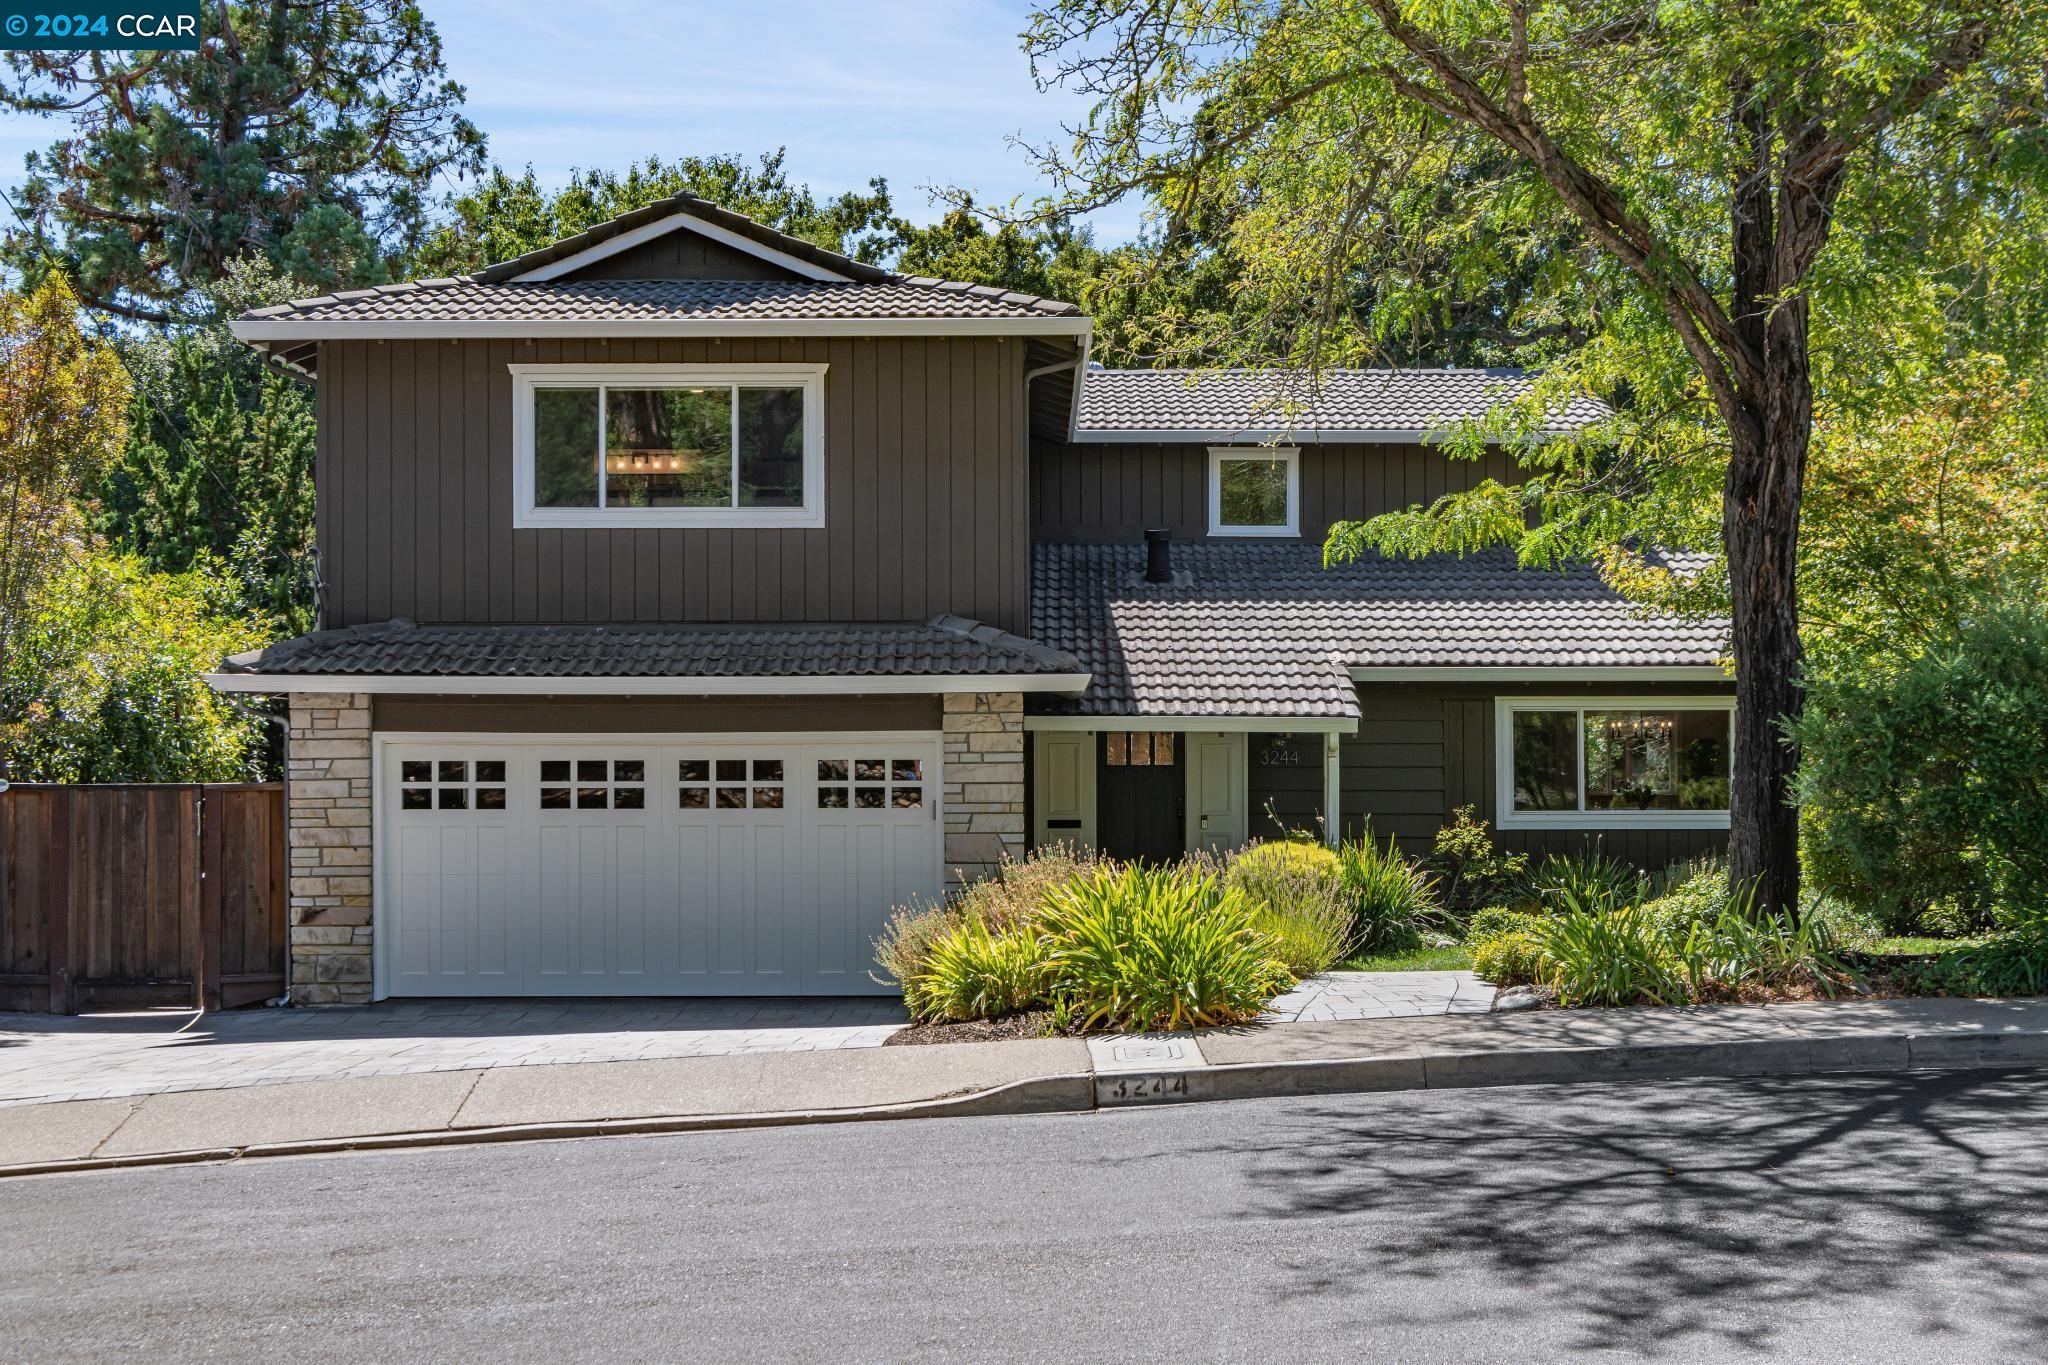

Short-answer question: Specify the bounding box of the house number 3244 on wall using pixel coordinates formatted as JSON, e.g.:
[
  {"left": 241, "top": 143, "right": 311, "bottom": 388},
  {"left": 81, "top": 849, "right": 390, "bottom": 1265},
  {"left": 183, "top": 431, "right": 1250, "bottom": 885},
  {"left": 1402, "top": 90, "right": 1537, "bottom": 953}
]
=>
[{"left": 1257, "top": 739, "right": 1304, "bottom": 767}]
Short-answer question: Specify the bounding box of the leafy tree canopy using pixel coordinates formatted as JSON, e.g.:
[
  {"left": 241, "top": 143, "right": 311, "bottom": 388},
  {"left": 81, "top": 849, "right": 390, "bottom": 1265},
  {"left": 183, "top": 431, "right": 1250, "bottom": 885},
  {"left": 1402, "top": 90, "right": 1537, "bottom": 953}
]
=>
[
  {"left": 94, "top": 260, "right": 318, "bottom": 636},
  {"left": 0, "top": 275, "right": 129, "bottom": 695},
  {"left": 1, "top": 549, "right": 267, "bottom": 783},
  {"left": 1, "top": 0, "right": 487, "bottom": 321},
  {"left": 413, "top": 150, "right": 896, "bottom": 276},
  {"left": 1020, "top": 0, "right": 2048, "bottom": 909},
  {"left": 1798, "top": 356, "right": 2048, "bottom": 678}
]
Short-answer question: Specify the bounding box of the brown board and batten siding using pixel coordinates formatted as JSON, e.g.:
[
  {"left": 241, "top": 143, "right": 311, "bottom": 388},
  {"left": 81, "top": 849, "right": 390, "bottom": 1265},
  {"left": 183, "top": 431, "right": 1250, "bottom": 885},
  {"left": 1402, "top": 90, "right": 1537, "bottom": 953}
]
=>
[
  {"left": 1031, "top": 440, "right": 1524, "bottom": 542},
  {"left": 1246, "top": 733, "right": 1329, "bottom": 841},
  {"left": 316, "top": 336, "right": 1030, "bottom": 634},
  {"left": 1342, "top": 681, "right": 1734, "bottom": 868}
]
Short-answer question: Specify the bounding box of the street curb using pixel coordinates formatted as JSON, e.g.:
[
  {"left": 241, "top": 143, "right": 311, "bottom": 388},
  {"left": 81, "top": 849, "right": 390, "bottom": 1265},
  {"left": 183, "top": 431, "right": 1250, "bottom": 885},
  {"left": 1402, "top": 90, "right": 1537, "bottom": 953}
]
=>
[
  {"left": 7, "top": 1026, "right": 2048, "bottom": 1178},
  {"left": 1091, "top": 1027, "right": 2048, "bottom": 1108}
]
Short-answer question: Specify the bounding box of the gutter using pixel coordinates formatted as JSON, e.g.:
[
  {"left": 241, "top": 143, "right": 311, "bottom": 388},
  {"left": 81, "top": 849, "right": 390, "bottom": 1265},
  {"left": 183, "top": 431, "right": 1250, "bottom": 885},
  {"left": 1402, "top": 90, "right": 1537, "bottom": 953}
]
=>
[{"left": 206, "top": 671, "right": 1096, "bottom": 697}]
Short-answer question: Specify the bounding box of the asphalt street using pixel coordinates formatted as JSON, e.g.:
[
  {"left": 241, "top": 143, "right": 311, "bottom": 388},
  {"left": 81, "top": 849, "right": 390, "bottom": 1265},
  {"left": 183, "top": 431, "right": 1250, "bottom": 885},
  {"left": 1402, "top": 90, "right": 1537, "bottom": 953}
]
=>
[{"left": 4, "top": 1069, "right": 2046, "bottom": 1362}]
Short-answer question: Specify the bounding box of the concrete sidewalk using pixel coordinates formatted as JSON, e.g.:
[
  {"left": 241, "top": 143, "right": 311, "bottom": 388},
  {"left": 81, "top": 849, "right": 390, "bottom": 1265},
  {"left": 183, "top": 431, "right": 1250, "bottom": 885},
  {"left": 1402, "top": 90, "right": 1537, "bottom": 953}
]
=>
[
  {"left": 0, "top": 970, "right": 1494, "bottom": 1108},
  {"left": 4, "top": 996, "right": 2045, "bottom": 1177}
]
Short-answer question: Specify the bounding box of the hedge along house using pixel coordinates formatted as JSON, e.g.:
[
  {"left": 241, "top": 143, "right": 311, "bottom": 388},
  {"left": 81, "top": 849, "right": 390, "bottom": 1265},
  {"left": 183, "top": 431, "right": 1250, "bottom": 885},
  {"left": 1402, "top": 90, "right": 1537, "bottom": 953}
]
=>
[{"left": 213, "top": 194, "right": 1731, "bottom": 1004}]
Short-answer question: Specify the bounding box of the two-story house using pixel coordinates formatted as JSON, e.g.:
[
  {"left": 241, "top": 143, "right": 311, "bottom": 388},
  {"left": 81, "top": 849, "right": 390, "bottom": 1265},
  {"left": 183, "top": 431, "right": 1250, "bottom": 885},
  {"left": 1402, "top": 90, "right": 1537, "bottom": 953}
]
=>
[{"left": 213, "top": 194, "right": 1730, "bottom": 1004}]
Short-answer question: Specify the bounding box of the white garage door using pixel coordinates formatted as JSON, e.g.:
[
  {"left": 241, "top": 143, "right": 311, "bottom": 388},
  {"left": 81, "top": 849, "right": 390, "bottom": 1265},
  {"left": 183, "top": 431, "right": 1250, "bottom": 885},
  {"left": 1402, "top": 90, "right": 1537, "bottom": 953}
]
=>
[{"left": 376, "top": 734, "right": 942, "bottom": 997}]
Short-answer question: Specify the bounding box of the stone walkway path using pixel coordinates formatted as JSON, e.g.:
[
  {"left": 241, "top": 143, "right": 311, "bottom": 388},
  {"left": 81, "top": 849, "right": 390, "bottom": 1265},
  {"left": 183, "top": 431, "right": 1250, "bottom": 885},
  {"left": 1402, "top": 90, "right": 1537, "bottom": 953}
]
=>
[
  {"left": 0, "top": 971, "right": 1493, "bottom": 1107},
  {"left": 1263, "top": 970, "right": 1496, "bottom": 1023}
]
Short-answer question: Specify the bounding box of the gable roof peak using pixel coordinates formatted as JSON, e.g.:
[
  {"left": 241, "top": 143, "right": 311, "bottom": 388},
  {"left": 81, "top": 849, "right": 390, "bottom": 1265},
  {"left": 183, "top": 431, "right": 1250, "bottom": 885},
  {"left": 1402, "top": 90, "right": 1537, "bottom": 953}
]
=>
[{"left": 473, "top": 191, "right": 897, "bottom": 286}]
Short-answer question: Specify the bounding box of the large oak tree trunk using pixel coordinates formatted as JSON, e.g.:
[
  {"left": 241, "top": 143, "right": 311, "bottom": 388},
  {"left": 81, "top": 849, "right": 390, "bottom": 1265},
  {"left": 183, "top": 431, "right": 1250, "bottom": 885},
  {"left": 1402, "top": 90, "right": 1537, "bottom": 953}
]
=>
[{"left": 1721, "top": 297, "right": 1813, "bottom": 914}]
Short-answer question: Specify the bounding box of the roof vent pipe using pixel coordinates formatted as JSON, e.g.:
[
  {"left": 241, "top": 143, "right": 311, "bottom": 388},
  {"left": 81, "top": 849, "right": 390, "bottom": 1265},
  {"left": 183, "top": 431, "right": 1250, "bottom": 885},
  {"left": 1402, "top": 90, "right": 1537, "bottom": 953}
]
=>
[{"left": 1144, "top": 528, "right": 1173, "bottom": 584}]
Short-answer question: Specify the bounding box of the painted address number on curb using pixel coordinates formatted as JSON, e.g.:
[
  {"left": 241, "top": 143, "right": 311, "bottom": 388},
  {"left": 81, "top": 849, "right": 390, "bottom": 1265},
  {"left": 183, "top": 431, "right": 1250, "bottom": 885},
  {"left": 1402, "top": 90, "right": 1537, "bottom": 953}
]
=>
[{"left": 1097, "top": 1072, "right": 1193, "bottom": 1105}]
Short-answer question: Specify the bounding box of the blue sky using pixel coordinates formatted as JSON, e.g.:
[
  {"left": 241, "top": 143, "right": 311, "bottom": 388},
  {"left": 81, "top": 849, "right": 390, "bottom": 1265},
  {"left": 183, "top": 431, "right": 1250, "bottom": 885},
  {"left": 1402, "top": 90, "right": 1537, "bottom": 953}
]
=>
[{"left": 0, "top": 2, "right": 1142, "bottom": 246}]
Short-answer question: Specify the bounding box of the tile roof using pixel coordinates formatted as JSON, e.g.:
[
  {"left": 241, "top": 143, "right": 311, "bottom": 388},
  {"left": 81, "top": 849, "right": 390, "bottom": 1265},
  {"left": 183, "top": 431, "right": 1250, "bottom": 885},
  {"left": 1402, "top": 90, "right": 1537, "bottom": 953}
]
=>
[
  {"left": 222, "top": 616, "right": 1084, "bottom": 681},
  {"left": 1073, "top": 368, "right": 1610, "bottom": 439},
  {"left": 1031, "top": 542, "right": 1727, "bottom": 718},
  {"left": 238, "top": 276, "right": 1083, "bottom": 326}
]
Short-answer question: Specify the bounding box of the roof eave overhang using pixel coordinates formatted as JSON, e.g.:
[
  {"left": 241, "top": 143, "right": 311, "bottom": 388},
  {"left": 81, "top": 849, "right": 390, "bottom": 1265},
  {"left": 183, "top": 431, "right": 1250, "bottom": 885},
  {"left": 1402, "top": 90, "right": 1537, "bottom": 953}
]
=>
[
  {"left": 206, "top": 671, "right": 1094, "bottom": 697},
  {"left": 229, "top": 317, "right": 1093, "bottom": 342},
  {"left": 1070, "top": 426, "right": 1577, "bottom": 445},
  {"left": 1023, "top": 714, "right": 1358, "bottom": 734},
  {"left": 1348, "top": 664, "right": 1728, "bottom": 682}
]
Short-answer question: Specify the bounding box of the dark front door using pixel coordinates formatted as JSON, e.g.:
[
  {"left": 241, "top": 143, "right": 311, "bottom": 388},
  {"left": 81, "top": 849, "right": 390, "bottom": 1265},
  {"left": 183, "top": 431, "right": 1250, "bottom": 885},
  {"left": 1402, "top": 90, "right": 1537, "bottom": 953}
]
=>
[{"left": 1096, "top": 731, "right": 1184, "bottom": 864}]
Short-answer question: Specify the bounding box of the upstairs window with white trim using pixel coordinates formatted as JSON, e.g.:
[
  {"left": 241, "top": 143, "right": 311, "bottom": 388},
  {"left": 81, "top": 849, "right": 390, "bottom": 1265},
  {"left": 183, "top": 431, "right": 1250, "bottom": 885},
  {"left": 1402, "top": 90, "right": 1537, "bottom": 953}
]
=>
[
  {"left": 512, "top": 365, "right": 826, "bottom": 528},
  {"left": 1498, "top": 698, "right": 1734, "bottom": 829},
  {"left": 1208, "top": 447, "right": 1300, "bottom": 537}
]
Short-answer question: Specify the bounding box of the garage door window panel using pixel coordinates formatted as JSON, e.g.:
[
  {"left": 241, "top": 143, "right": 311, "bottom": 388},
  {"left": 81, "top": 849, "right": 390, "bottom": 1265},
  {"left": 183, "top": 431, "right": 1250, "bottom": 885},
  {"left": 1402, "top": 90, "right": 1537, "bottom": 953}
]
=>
[
  {"left": 400, "top": 758, "right": 508, "bottom": 812},
  {"left": 540, "top": 757, "right": 646, "bottom": 811},
  {"left": 818, "top": 756, "right": 925, "bottom": 810},
  {"left": 681, "top": 756, "right": 785, "bottom": 809}
]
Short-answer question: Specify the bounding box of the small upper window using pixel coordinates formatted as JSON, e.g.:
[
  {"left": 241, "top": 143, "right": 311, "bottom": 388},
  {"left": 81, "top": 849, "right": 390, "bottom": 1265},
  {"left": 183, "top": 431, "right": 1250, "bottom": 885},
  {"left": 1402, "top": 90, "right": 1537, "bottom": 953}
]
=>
[
  {"left": 512, "top": 365, "right": 826, "bottom": 529},
  {"left": 1208, "top": 447, "right": 1300, "bottom": 537},
  {"left": 1498, "top": 699, "right": 1734, "bottom": 829}
]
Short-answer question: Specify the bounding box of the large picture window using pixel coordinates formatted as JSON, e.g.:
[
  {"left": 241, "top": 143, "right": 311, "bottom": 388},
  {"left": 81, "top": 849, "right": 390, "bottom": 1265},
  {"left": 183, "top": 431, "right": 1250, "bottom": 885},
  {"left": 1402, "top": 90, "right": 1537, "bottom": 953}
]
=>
[
  {"left": 511, "top": 364, "right": 826, "bottom": 528},
  {"left": 1496, "top": 698, "right": 1734, "bottom": 829}
]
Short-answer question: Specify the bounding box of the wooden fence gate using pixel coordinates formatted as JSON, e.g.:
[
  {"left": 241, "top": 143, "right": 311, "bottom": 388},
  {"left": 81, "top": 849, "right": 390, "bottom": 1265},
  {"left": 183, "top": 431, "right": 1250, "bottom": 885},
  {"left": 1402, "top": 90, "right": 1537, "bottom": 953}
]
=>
[{"left": 0, "top": 784, "right": 286, "bottom": 1014}]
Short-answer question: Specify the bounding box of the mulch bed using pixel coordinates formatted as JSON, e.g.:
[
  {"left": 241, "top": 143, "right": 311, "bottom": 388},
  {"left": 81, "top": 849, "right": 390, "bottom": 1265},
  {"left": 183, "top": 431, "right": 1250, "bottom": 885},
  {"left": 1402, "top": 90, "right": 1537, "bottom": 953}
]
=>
[{"left": 882, "top": 1011, "right": 1057, "bottom": 1046}]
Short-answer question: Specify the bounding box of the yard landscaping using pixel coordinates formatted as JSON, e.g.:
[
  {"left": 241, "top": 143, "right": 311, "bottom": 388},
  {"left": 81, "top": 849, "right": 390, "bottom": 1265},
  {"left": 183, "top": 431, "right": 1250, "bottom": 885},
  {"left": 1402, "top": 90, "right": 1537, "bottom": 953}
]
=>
[{"left": 875, "top": 801, "right": 2048, "bottom": 1039}]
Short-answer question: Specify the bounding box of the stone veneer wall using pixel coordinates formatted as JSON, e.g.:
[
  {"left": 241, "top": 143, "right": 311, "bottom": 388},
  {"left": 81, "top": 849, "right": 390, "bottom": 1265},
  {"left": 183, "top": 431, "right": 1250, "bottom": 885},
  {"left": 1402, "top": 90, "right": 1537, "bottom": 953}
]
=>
[
  {"left": 285, "top": 692, "right": 375, "bottom": 1004},
  {"left": 942, "top": 691, "right": 1025, "bottom": 889}
]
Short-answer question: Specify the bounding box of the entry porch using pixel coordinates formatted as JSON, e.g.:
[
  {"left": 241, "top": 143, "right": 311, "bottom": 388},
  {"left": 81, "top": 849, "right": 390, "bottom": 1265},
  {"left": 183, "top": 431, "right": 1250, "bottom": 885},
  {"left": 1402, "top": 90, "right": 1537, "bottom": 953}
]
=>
[{"left": 1026, "top": 719, "right": 1351, "bottom": 862}]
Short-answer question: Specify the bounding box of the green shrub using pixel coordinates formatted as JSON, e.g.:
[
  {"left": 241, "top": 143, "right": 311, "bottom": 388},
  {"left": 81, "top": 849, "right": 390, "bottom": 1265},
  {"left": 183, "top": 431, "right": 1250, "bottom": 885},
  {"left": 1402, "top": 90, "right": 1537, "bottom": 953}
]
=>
[
  {"left": 902, "top": 914, "right": 1050, "bottom": 1022},
  {"left": 1671, "top": 899, "right": 1852, "bottom": 1000},
  {"left": 1039, "top": 864, "right": 1293, "bottom": 1031},
  {"left": 1470, "top": 929, "right": 1546, "bottom": 986},
  {"left": 1794, "top": 598, "right": 2048, "bottom": 934},
  {"left": 1535, "top": 907, "right": 1688, "bottom": 1007},
  {"left": 1902, "top": 932, "right": 2048, "bottom": 998},
  {"left": 1337, "top": 835, "right": 1444, "bottom": 953},
  {"left": 1229, "top": 839, "right": 1341, "bottom": 879},
  {"left": 953, "top": 841, "right": 1103, "bottom": 933},
  {"left": 874, "top": 843, "right": 1103, "bottom": 992},
  {"left": 1640, "top": 863, "right": 1732, "bottom": 937},
  {"left": 1465, "top": 905, "right": 1543, "bottom": 943},
  {"left": 1532, "top": 896, "right": 1855, "bottom": 1008},
  {"left": 1525, "top": 846, "right": 1649, "bottom": 914},
  {"left": 1425, "top": 806, "right": 1530, "bottom": 914},
  {"left": 1222, "top": 841, "right": 1353, "bottom": 976}
]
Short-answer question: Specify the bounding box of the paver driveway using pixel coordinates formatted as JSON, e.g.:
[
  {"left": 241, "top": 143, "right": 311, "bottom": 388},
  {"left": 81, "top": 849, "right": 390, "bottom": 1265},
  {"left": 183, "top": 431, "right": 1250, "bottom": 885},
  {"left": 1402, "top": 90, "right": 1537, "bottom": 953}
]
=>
[
  {"left": 0, "top": 971, "right": 1495, "bottom": 1107},
  {"left": 0, "top": 999, "right": 909, "bottom": 1107}
]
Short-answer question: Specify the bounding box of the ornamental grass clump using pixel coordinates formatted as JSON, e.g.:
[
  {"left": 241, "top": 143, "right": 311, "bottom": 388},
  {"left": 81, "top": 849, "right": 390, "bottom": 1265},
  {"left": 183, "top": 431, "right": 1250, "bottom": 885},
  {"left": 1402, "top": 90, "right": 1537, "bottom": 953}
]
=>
[
  {"left": 1336, "top": 835, "right": 1444, "bottom": 954},
  {"left": 1222, "top": 840, "right": 1354, "bottom": 976},
  {"left": 901, "top": 913, "right": 1051, "bottom": 1023},
  {"left": 1530, "top": 883, "right": 1858, "bottom": 1008},
  {"left": 1534, "top": 903, "right": 1688, "bottom": 1007},
  {"left": 1038, "top": 863, "right": 1293, "bottom": 1031},
  {"left": 1525, "top": 847, "right": 1650, "bottom": 915}
]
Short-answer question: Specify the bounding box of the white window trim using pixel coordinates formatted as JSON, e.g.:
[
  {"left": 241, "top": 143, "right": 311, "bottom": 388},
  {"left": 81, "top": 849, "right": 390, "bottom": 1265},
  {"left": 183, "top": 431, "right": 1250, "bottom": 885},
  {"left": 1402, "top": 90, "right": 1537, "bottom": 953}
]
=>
[
  {"left": 1495, "top": 696, "right": 1735, "bottom": 830},
  {"left": 1207, "top": 446, "right": 1301, "bottom": 538},
  {"left": 510, "top": 363, "right": 827, "bottom": 530}
]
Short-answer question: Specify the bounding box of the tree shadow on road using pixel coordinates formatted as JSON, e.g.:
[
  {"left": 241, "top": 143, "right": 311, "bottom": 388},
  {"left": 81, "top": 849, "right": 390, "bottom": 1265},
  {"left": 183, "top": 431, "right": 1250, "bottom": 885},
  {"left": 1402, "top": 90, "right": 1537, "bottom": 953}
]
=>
[{"left": 1233, "top": 1070, "right": 2048, "bottom": 1356}]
